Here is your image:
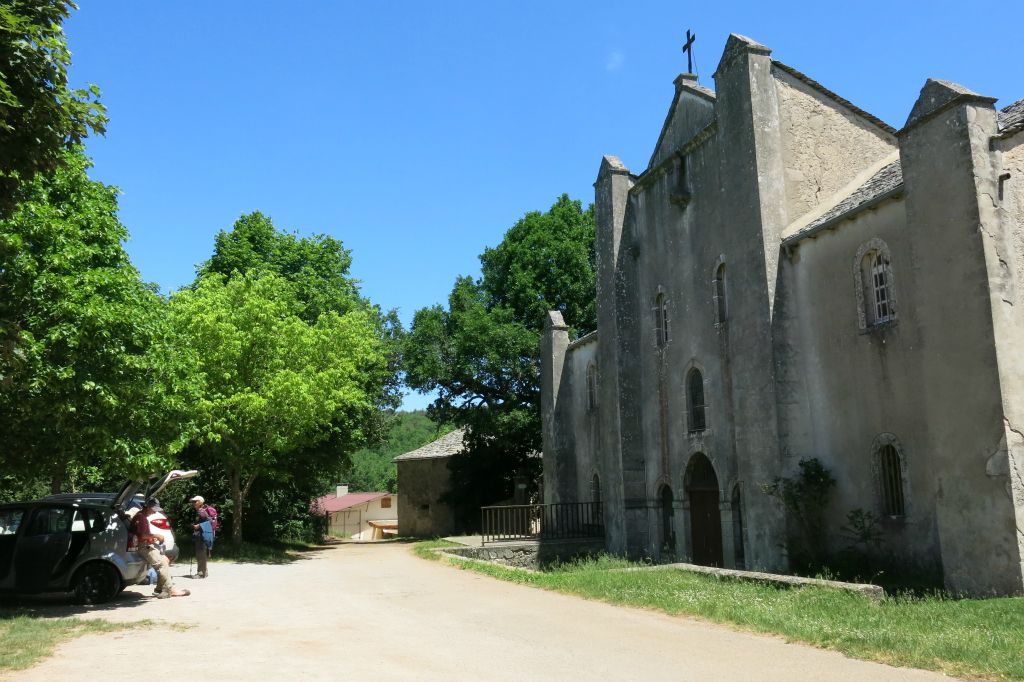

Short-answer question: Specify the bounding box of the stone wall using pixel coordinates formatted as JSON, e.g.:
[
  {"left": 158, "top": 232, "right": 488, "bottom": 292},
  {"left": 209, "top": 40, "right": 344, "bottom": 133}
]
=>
[
  {"left": 438, "top": 538, "right": 606, "bottom": 570},
  {"left": 397, "top": 456, "right": 456, "bottom": 538}
]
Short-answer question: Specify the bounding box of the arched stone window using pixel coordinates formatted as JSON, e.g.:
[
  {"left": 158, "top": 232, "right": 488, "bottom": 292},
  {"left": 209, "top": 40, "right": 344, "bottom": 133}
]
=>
[
  {"left": 586, "top": 362, "right": 597, "bottom": 412},
  {"left": 872, "top": 433, "right": 907, "bottom": 518},
  {"left": 713, "top": 262, "right": 727, "bottom": 325},
  {"left": 854, "top": 239, "right": 897, "bottom": 329},
  {"left": 653, "top": 290, "right": 670, "bottom": 348},
  {"left": 731, "top": 484, "right": 745, "bottom": 569},
  {"left": 658, "top": 484, "right": 675, "bottom": 554},
  {"left": 687, "top": 368, "right": 706, "bottom": 433}
]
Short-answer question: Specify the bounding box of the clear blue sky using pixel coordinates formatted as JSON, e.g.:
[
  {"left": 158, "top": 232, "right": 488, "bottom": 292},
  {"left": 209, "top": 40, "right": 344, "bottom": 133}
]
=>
[{"left": 65, "top": 1, "right": 1023, "bottom": 410}]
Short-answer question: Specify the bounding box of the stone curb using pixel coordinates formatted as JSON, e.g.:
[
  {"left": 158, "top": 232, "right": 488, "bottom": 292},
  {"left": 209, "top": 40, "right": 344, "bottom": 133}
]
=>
[{"left": 615, "top": 562, "right": 885, "bottom": 601}]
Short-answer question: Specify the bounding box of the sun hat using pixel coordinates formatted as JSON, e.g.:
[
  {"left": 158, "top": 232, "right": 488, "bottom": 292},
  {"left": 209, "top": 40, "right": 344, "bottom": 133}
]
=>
[{"left": 189, "top": 495, "right": 204, "bottom": 504}]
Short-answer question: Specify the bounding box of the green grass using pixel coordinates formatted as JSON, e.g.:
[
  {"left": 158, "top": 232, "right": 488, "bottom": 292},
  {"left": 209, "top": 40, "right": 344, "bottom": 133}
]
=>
[
  {"left": 0, "top": 613, "right": 155, "bottom": 672},
  {"left": 415, "top": 544, "right": 1024, "bottom": 680}
]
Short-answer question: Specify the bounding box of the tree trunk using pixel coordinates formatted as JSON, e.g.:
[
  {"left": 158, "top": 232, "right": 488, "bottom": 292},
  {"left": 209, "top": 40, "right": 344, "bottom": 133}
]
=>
[{"left": 230, "top": 466, "right": 243, "bottom": 544}]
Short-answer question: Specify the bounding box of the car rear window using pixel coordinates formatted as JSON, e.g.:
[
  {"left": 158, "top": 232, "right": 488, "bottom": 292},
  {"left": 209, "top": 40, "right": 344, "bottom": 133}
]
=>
[{"left": 0, "top": 509, "right": 24, "bottom": 536}]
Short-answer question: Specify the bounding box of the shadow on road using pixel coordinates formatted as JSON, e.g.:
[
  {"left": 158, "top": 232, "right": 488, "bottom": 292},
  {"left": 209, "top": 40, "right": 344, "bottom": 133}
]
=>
[{"left": 0, "top": 588, "right": 154, "bottom": 619}]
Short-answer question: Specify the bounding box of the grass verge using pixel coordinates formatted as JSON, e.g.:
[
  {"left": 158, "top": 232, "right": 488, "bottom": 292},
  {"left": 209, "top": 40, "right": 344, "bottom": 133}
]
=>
[
  {"left": 0, "top": 613, "right": 155, "bottom": 672},
  {"left": 414, "top": 543, "right": 1024, "bottom": 680}
]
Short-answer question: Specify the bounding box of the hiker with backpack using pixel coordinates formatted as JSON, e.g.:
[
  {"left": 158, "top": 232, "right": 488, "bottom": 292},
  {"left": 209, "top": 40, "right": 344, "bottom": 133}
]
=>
[{"left": 190, "top": 495, "right": 218, "bottom": 579}]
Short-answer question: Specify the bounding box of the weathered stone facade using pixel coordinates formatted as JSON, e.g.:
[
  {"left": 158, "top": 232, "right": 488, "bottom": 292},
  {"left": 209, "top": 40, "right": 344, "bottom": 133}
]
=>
[
  {"left": 542, "top": 34, "right": 1024, "bottom": 595},
  {"left": 394, "top": 429, "right": 464, "bottom": 538}
]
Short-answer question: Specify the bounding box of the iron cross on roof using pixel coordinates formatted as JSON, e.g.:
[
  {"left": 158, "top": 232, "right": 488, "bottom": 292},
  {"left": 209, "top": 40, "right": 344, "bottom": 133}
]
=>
[{"left": 682, "top": 30, "right": 696, "bottom": 74}]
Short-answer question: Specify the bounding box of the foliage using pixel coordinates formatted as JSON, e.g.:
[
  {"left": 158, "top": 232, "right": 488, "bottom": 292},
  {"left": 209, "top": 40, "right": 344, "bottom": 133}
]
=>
[
  {"left": 168, "top": 269, "right": 392, "bottom": 542},
  {"left": 0, "top": 149, "right": 195, "bottom": 493},
  {"left": 761, "top": 458, "right": 836, "bottom": 571},
  {"left": 339, "top": 411, "right": 453, "bottom": 493},
  {"left": 0, "top": 0, "right": 107, "bottom": 214},
  {"left": 840, "top": 508, "right": 884, "bottom": 556},
  {"left": 199, "top": 211, "right": 360, "bottom": 323},
  {"left": 404, "top": 194, "right": 595, "bottom": 528},
  {"left": 416, "top": 545, "right": 1024, "bottom": 680}
]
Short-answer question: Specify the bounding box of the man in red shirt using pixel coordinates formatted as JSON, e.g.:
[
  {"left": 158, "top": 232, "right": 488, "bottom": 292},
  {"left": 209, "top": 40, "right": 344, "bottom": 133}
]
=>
[{"left": 131, "top": 499, "right": 190, "bottom": 599}]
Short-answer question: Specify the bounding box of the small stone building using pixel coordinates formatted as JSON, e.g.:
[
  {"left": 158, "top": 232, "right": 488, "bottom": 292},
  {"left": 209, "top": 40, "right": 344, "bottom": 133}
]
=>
[
  {"left": 542, "top": 33, "right": 1024, "bottom": 595},
  {"left": 394, "top": 429, "right": 465, "bottom": 538}
]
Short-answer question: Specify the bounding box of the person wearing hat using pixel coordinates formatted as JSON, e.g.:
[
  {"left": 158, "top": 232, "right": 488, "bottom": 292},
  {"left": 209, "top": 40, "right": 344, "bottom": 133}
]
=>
[
  {"left": 190, "top": 495, "right": 213, "bottom": 578},
  {"left": 130, "top": 499, "right": 190, "bottom": 598}
]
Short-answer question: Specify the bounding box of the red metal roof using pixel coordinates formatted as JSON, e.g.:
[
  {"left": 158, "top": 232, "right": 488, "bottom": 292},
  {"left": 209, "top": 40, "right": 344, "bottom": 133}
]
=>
[{"left": 313, "top": 491, "right": 390, "bottom": 514}]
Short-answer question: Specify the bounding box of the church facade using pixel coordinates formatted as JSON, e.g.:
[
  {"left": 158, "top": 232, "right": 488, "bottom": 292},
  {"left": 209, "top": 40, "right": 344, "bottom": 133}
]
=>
[{"left": 541, "top": 34, "right": 1024, "bottom": 595}]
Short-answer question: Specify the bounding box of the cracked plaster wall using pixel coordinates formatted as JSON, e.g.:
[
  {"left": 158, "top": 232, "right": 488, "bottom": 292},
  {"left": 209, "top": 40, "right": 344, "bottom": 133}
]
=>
[
  {"left": 988, "top": 132, "right": 1024, "bottom": 566},
  {"left": 773, "top": 68, "right": 896, "bottom": 226}
]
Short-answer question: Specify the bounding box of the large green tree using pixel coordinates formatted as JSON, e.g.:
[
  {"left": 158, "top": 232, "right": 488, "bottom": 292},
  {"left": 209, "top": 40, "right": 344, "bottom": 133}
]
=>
[
  {"left": 0, "top": 1, "right": 106, "bottom": 214},
  {"left": 0, "top": 149, "right": 194, "bottom": 495},
  {"left": 404, "top": 194, "right": 595, "bottom": 526},
  {"left": 174, "top": 212, "right": 401, "bottom": 541},
  {"left": 168, "top": 271, "right": 392, "bottom": 541}
]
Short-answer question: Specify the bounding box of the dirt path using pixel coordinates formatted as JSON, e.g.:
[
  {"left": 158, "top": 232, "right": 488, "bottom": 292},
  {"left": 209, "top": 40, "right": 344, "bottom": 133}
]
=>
[{"left": 6, "top": 543, "right": 947, "bottom": 681}]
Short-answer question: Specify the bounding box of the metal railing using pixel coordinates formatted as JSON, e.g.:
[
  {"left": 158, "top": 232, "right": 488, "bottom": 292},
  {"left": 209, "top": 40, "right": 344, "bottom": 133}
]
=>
[{"left": 480, "top": 502, "right": 603, "bottom": 544}]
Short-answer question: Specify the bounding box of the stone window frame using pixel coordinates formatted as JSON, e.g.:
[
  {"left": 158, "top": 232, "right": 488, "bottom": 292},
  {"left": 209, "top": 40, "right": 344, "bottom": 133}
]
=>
[
  {"left": 711, "top": 256, "right": 728, "bottom": 327},
  {"left": 684, "top": 361, "right": 708, "bottom": 434},
  {"left": 652, "top": 285, "right": 671, "bottom": 349},
  {"left": 669, "top": 153, "right": 692, "bottom": 208},
  {"left": 870, "top": 433, "right": 909, "bottom": 520},
  {"left": 729, "top": 480, "right": 746, "bottom": 569},
  {"left": 656, "top": 480, "right": 677, "bottom": 554},
  {"left": 585, "top": 361, "right": 598, "bottom": 413},
  {"left": 853, "top": 238, "right": 898, "bottom": 331}
]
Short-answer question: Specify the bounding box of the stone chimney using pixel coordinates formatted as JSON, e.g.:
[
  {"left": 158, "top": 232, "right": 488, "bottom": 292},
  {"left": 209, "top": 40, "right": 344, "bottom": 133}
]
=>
[{"left": 336, "top": 485, "right": 349, "bottom": 498}]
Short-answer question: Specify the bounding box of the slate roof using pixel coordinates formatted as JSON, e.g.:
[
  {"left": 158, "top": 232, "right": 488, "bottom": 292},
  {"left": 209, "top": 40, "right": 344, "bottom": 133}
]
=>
[
  {"left": 785, "top": 160, "right": 904, "bottom": 244},
  {"left": 314, "top": 491, "right": 390, "bottom": 514},
  {"left": 392, "top": 428, "right": 466, "bottom": 462},
  {"left": 998, "top": 98, "right": 1024, "bottom": 133}
]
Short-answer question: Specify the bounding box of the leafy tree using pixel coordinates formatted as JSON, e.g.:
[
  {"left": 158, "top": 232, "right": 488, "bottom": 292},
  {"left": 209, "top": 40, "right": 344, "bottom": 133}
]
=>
[
  {"left": 0, "top": 149, "right": 194, "bottom": 495},
  {"left": 168, "top": 271, "right": 392, "bottom": 541},
  {"left": 404, "top": 194, "right": 595, "bottom": 527},
  {"left": 199, "top": 211, "right": 360, "bottom": 323},
  {"left": 199, "top": 211, "right": 402, "bottom": 439},
  {"left": 0, "top": 1, "right": 107, "bottom": 214}
]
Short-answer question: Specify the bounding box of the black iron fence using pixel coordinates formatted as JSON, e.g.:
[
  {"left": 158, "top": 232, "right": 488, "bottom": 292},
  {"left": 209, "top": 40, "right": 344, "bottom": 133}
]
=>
[{"left": 480, "top": 502, "right": 603, "bottom": 544}]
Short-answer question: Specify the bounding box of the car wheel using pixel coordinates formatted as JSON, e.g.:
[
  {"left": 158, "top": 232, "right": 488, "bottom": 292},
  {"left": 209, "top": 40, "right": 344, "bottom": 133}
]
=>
[{"left": 73, "top": 562, "right": 121, "bottom": 604}]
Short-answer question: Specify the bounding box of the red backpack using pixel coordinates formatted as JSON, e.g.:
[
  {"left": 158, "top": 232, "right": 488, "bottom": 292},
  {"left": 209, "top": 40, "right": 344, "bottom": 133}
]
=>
[{"left": 205, "top": 505, "right": 219, "bottom": 534}]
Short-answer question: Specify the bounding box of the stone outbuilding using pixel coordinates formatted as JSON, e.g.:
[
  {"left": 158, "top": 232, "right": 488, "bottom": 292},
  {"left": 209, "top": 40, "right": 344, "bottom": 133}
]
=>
[
  {"left": 394, "top": 429, "right": 465, "bottom": 538},
  {"left": 542, "top": 33, "right": 1024, "bottom": 595}
]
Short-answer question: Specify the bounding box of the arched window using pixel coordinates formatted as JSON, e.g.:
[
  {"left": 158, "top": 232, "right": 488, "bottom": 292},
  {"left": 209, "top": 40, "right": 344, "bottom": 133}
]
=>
[
  {"left": 590, "top": 473, "right": 602, "bottom": 520},
  {"left": 659, "top": 485, "right": 675, "bottom": 553},
  {"left": 855, "top": 240, "right": 897, "bottom": 329},
  {"left": 731, "top": 484, "right": 745, "bottom": 569},
  {"left": 687, "top": 368, "right": 706, "bottom": 433},
  {"left": 877, "top": 443, "right": 906, "bottom": 517},
  {"left": 586, "top": 362, "right": 597, "bottom": 412},
  {"left": 653, "top": 291, "right": 670, "bottom": 348},
  {"left": 713, "top": 263, "right": 727, "bottom": 325}
]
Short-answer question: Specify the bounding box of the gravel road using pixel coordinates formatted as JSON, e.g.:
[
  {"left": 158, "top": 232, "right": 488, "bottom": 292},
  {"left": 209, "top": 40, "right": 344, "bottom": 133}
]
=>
[{"left": 5, "top": 542, "right": 948, "bottom": 681}]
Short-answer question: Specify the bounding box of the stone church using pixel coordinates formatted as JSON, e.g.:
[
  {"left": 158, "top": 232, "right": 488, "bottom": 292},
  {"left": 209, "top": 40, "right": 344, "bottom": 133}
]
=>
[{"left": 541, "top": 34, "right": 1024, "bottom": 595}]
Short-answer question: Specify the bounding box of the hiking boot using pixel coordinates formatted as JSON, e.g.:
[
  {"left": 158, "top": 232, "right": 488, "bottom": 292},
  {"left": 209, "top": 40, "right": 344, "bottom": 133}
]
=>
[{"left": 155, "top": 590, "right": 171, "bottom": 599}]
